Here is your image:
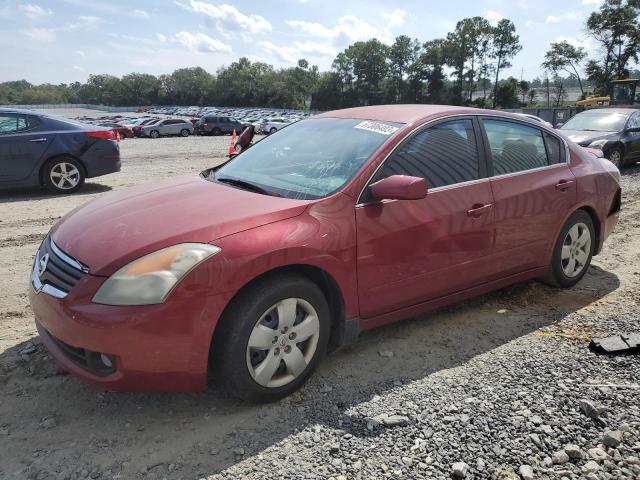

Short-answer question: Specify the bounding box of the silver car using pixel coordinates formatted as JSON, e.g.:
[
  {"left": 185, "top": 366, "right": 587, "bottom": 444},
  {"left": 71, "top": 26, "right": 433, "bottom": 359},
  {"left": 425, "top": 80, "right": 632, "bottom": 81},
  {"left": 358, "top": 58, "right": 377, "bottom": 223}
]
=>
[{"left": 140, "top": 119, "right": 194, "bottom": 138}]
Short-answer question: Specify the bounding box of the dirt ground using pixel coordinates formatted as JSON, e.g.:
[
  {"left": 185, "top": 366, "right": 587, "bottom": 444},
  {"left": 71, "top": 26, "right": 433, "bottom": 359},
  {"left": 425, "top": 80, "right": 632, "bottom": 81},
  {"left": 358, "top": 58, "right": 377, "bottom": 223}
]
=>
[{"left": 0, "top": 113, "right": 639, "bottom": 479}]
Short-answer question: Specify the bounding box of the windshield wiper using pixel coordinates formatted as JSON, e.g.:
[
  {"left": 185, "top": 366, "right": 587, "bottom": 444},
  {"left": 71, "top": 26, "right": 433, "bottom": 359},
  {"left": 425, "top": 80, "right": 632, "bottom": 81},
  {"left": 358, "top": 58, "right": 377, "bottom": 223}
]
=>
[{"left": 215, "top": 176, "right": 280, "bottom": 196}]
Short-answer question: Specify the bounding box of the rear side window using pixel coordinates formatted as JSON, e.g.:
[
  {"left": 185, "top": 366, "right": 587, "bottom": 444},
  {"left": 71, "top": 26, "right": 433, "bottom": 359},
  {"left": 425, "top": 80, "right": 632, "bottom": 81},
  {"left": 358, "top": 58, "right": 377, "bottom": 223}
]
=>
[
  {"left": 544, "top": 132, "right": 564, "bottom": 164},
  {"left": 483, "top": 119, "right": 548, "bottom": 175},
  {"left": 0, "top": 114, "right": 18, "bottom": 133},
  {"left": 375, "top": 119, "right": 480, "bottom": 189}
]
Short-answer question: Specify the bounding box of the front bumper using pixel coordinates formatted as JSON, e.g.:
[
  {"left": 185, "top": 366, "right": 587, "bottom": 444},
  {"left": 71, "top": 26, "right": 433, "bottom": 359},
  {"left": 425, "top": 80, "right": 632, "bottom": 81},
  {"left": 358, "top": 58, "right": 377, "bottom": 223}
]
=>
[{"left": 29, "top": 274, "right": 230, "bottom": 392}]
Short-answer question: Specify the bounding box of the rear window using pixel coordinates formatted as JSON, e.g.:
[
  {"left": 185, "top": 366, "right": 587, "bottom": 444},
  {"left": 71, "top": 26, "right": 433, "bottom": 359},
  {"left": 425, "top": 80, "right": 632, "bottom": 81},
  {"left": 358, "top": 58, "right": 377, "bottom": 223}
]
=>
[{"left": 483, "top": 119, "right": 548, "bottom": 175}]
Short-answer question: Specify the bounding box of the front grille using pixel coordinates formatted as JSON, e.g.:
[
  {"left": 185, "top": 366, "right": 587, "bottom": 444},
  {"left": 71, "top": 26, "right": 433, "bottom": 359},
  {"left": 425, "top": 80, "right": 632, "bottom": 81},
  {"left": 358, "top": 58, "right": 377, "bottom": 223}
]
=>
[
  {"left": 32, "top": 237, "right": 87, "bottom": 298},
  {"left": 47, "top": 329, "right": 116, "bottom": 376}
]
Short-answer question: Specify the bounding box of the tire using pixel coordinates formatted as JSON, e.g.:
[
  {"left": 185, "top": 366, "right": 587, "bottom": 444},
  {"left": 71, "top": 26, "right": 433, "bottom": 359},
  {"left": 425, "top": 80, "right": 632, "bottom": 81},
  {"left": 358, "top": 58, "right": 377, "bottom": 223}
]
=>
[
  {"left": 269, "top": 127, "right": 277, "bottom": 134},
  {"left": 212, "top": 274, "right": 331, "bottom": 402},
  {"left": 180, "top": 129, "right": 190, "bottom": 137},
  {"left": 540, "top": 210, "right": 595, "bottom": 288},
  {"left": 606, "top": 147, "right": 624, "bottom": 168},
  {"left": 42, "top": 156, "right": 85, "bottom": 194},
  {"left": 212, "top": 127, "right": 222, "bottom": 136},
  {"left": 149, "top": 130, "right": 160, "bottom": 139}
]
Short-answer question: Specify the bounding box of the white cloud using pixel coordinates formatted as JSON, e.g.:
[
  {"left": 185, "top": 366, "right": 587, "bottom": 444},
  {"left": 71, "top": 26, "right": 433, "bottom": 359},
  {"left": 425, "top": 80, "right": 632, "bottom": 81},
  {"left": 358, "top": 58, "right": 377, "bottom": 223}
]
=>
[
  {"left": 286, "top": 15, "right": 393, "bottom": 48},
  {"left": 22, "top": 27, "right": 56, "bottom": 42},
  {"left": 132, "top": 9, "right": 149, "bottom": 18},
  {"left": 78, "top": 15, "right": 102, "bottom": 25},
  {"left": 258, "top": 39, "right": 336, "bottom": 63},
  {"left": 76, "top": 49, "right": 86, "bottom": 57},
  {"left": 173, "top": 31, "right": 232, "bottom": 53},
  {"left": 21, "top": 4, "right": 52, "bottom": 18},
  {"left": 381, "top": 9, "right": 407, "bottom": 28},
  {"left": 484, "top": 10, "right": 504, "bottom": 25},
  {"left": 546, "top": 15, "right": 560, "bottom": 23},
  {"left": 178, "top": 0, "right": 271, "bottom": 38},
  {"left": 525, "top": 20, "right": 534, "bottom": 28},
  {"left": 156, "top": 33, "right": 168, "bottom": 42},
  {"left": 582, "top": 0, "right": 602, "bottom": 4},
  {"left": 73, "top": 65, "right": 85, "bottom": 71}
]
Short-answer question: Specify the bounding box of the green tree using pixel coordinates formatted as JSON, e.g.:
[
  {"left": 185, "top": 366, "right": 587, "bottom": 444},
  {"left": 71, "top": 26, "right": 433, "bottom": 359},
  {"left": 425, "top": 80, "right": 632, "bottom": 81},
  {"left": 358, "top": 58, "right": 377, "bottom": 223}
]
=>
[
  {"left": 388, "top": 35, "right": 421, "bottom": 102},
  {"left": 490, "top": 19, "right": 522, "bottom": 108},
  {"left": 586, "top": 0, "right": 640, "bottom": 94},
  {"left": 542, "top": 41, "right": 587, "bottom": 96}
]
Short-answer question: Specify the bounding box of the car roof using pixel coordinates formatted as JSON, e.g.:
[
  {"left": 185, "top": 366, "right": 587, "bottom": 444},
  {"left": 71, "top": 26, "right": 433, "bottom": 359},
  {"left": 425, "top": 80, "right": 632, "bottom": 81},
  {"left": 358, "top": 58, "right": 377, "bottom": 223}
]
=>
[
  {"left": 577, "top": 108, "right": 639, "bottom": 115},
  {"left": 0, "top": 108, "right": 41, "bottom": 115},
  {"left": 314, "top": 104, "right": 496, "bottom": 124}
]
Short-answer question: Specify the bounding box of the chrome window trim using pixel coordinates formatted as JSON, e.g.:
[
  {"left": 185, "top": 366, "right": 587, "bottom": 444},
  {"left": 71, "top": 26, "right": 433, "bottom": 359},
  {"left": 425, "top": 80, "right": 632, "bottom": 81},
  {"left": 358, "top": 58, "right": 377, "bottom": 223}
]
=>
[
  {"left": 355, "top": 112, "right": 571, "bottom": 207},
  {"left": 50, "top": 238, "right": 89, "bottom": 273}
]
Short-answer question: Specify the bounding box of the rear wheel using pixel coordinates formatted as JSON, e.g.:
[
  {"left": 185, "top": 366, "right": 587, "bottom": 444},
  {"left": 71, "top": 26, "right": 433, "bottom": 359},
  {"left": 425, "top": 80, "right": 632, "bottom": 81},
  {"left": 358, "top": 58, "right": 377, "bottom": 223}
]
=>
[
  {"left": 213, "top": 274, "right": 330, "bottom": 402},
  {"left": 269, "top": 127, "right": 277, "bottom": 134},
  {"left": 180, "top": 129, "right": 190, "bottom": 137},
  {"left": 212, "top": 127, "right": 222, "bottom": 136},
  {"left": 149, "top": 130, "right": 160, "bottom": 139},
  {"left": 42, "top": 157, "right": 85, "bottom": 194},
  {"left": 541, "top": 210, "right": 595, "bottom": 288}
]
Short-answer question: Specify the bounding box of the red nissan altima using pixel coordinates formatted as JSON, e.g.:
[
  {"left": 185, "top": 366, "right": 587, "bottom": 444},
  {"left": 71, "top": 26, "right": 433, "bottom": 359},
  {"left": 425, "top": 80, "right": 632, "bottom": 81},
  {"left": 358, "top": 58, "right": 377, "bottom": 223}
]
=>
[{"left": 29, "top": 105, "right": 621, "bottom": 402}]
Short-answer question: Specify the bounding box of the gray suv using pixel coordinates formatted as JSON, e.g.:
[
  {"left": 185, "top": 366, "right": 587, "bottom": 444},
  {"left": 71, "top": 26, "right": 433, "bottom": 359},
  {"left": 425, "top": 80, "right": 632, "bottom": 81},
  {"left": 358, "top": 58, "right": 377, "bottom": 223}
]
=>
[
  {"left": 196, "top": 116, "right": 246, "bottom": 136},
  {"left": 140, "top": 119, "right": 194, "bottom": 138}
]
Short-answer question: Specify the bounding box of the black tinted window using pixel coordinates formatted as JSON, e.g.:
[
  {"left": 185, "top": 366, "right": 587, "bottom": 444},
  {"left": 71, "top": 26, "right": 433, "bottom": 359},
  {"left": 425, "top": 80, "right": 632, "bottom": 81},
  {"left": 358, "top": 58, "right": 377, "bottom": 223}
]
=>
[
  {"left": 376, "top": 119, "right": 479, "bottom": 189},
  {"left": 483, "top": 119, "right": 548, "bottom": 175},
  {"left": 544, "top": 132, "right": 563, "bottom": 164}
]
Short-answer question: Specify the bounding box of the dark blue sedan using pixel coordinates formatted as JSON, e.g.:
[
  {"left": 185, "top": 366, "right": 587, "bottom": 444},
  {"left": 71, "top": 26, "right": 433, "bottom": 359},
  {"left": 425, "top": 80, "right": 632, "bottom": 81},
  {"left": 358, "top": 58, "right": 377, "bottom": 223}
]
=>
[{"left": 0, "top": 109, "right": 121, "bottom": 193}]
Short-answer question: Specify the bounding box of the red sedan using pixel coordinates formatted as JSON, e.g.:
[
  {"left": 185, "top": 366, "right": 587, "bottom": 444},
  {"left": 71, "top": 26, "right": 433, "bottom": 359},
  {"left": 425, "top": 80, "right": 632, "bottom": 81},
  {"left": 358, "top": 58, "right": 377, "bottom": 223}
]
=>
[{"left": 29, "top": 105, "right": 621, "bottom": 402}]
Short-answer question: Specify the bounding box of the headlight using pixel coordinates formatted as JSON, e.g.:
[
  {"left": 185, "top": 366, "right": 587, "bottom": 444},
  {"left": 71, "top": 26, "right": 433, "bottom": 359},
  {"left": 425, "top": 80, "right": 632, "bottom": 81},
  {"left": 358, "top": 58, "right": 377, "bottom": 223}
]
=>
[
  {"left": 92, "top": 243, "right": 221, "bottom": 306},
  {"left": 587, "top": 139, "right": 608, "bottom": 150}
]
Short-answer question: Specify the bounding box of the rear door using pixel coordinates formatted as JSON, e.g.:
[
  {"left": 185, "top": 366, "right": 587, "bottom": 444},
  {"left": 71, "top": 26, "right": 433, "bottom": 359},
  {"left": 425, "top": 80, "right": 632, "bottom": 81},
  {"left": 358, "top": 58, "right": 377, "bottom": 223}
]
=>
[
  {"left": 0, "top": 113, "right": 50, "bottom": 183},
  {"left": 480, "top": 117, "right": 576, "bottom": 276},
  {"left": 356, "top": 117, "right": 496, "bottom": 318}
]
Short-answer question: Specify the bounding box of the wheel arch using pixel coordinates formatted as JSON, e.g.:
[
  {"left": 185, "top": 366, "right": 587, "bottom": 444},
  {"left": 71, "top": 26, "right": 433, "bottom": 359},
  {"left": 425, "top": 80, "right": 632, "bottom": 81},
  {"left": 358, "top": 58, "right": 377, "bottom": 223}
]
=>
[
  {"left": 208, "top": 263, "right": 349, "bottom": 363},
  {"left": 577, "top": 205, "right": 603, "bottom": 255},
  {"left": 39, "top": 153, "right": 87, "bottom": 186}
]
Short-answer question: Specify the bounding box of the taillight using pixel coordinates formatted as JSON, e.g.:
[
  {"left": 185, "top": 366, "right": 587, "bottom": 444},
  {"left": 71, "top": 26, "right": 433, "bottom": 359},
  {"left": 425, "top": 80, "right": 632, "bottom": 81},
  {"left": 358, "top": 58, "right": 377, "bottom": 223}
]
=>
[
  {"left": 86, "top": 130, "right": 116, "bottom": 141},
  {"left": 203, "top": 123, "right": 208, "bottom": 128}
]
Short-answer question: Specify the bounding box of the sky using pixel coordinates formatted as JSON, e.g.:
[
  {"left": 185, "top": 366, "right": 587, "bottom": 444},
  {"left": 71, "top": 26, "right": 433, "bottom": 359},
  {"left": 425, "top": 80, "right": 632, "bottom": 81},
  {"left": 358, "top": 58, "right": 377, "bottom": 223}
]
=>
[{"left": 0, "top": 0, "right": 609, "bottom": 84}]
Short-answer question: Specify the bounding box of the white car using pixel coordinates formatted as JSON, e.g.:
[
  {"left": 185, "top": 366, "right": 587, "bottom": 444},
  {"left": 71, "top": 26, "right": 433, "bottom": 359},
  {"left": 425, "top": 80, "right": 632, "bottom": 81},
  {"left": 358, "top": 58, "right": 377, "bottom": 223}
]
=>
[
  {"left": 518, "top": 113, "right": 554, "bottom": 129},
  {"left": 261, "top": 118, "right": 291, "bottom": 134}
]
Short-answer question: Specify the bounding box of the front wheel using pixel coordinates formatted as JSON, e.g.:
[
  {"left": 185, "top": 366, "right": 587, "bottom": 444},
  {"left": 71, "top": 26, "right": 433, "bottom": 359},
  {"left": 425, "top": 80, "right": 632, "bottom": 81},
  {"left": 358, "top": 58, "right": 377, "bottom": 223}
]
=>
[
  {"left": 607, "top": 147, "right": 624, "bottom": 168},
  {"left": 540, "top": 210, "right": 595, "bottom": 288},
  {"left": 42, "top": 157, "right": 85, "bottom": 194},
  {"left": 212, "top": 274, "right": 330, "bottom": 402},
  {"left": 269, "top": 127, "right": 277, "bottom": 134},
  {"left": 149, "top": 130, "right": 160, "bottom": 139}
]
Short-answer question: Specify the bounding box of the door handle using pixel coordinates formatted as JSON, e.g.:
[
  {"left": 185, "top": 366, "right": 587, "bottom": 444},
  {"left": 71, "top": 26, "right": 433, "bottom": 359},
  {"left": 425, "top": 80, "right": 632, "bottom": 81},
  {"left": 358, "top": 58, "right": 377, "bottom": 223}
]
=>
[
  {"left": 467, "top": 203, "right": 493, "bottom": 218},
  {"left": 555, "top": 180, "right": 575, "bottom": 191},
  {"left": 29, "top": 138, "right": 48, "bottom": 143}
]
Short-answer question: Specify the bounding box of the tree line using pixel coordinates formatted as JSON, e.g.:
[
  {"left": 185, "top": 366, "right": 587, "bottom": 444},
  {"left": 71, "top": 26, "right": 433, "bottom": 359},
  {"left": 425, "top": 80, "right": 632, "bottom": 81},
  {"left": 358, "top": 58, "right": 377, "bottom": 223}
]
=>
[{"left": 1, "top": 0, "right": 638, "bottom": 110}]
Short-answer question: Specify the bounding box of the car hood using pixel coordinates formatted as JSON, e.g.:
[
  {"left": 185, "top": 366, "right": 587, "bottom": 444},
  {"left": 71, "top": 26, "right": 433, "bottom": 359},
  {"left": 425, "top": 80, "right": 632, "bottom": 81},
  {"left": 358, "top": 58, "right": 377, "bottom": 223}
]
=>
[
  {"left": 561, "top": 130, "right": 618, "bottom": 146},
  {"left": 51, "top": 175, "right": 310, "bottom": 276}
]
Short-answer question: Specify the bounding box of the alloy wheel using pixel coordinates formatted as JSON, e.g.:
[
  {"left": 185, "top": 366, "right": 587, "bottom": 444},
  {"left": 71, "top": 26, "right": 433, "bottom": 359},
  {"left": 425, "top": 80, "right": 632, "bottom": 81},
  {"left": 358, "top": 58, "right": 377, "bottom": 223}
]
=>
[
  {"left": 246, "top": 298, "right": 320, "bottom": 388},
  {"left": 49, "top": 162, "right": 81, "bottom": 190},
  {"left": 561, "top": 222, "right": 591, "bottom": 278},
  {"left": 609, "top": 149, "right": 622, "bottom": 167}
]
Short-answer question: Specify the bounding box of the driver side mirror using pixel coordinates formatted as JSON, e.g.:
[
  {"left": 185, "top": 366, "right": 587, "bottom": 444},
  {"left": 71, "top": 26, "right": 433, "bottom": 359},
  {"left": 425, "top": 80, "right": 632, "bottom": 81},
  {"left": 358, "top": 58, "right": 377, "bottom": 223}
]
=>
[{"left": 370, "top": 175, "right": 427, "bottom": 201}]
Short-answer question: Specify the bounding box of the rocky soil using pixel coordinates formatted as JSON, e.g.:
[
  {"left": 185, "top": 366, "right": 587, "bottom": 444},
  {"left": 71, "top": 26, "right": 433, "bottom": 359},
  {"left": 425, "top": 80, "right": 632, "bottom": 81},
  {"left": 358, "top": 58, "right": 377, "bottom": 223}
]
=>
[{"left": 0, "top": 119, "right": 639, "bottom": 479}]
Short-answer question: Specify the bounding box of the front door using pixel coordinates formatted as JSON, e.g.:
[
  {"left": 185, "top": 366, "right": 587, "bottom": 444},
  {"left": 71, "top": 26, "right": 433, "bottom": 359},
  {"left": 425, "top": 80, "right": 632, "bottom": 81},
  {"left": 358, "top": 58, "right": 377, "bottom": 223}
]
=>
[
  {"left": 0, "top": 113, "right": 50, "bottom": 183},
  {"left": 356, "top": 118, "right": 496, "bottom": 319}
]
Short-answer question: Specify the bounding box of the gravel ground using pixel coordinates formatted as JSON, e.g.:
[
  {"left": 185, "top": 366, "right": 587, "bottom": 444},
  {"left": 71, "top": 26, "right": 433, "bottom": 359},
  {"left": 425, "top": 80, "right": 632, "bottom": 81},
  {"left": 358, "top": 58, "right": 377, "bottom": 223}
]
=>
[{"left": 0, "top": 112, "right": 639, "bottom": 479}]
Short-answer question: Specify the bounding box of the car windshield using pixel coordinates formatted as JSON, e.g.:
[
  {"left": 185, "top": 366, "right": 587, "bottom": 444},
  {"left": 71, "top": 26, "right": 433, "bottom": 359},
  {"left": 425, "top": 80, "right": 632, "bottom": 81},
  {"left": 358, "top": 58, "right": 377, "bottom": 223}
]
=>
[
  {"left": 561, "top": 111, "right": 629, "bottom": 132},
  {"left": 211, "top": 117, "right": 402, "bottom": 200}
]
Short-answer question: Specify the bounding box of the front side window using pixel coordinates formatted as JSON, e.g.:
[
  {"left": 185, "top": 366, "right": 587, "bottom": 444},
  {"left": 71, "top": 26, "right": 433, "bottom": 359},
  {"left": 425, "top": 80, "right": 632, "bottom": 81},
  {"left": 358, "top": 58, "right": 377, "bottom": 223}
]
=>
[
  {"left": 373, "top": 119, "right": 480, "bottom": 189},
  {"left": 483, "top": 119, "right": 548, "bottom": 175},
  {"left": 627, "top": 112, "right": 640, "bottom": 130},
  {"left": 211, "top": 117, "right": 402, "bottom": 200}
]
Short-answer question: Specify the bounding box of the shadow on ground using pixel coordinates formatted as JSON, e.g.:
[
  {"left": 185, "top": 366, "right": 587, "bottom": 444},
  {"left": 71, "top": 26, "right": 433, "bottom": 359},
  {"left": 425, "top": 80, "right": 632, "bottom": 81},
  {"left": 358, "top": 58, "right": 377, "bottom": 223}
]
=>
[
  {"left": 0, "top": 183, "right": 111, "bottom": 203},
  {"left": 0, "top": 265, "right": 619, "bottom": 479}
]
